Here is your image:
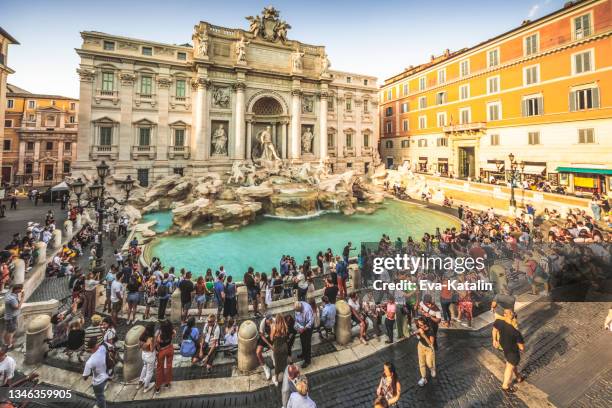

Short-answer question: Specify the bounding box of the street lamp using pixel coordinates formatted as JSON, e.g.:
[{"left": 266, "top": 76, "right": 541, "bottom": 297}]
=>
[
  {"left": 507, "top": 153, "right": 525, "bottom": 209},
  {"left": 68, "top": 161, "right": 133, "bottom": 278}
]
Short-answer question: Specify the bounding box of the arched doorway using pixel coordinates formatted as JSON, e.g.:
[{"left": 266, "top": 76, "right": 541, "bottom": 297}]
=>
[{"left": 248, "top": 95, "right": 289, "bottom": 160}]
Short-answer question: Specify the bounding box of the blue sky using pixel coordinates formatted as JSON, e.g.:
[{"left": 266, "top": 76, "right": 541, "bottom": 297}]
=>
[{"left": 1, "top": 0, "right": 563, "bottom": 98}]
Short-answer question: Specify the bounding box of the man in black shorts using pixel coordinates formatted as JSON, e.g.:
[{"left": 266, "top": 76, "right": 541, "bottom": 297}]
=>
[
  {"left": 178, "top": 272, "right": 195, "bottom": 323},
  {"left": 492, "top": 308, "right": 525, "bottom": 393}
]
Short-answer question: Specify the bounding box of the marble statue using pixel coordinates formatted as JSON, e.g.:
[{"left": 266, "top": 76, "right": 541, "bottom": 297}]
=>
[
  {"left": 301, "top": 126, "right": 314, "bottom": 154},
  {"left": 291, "top": 49, "right": 304, "bottom": 71},
  {"left": 312, "top": 158, "right": 329, "bottom": 184},
  {"left": 245, "top": 7, "right": 291, "bottom": 43},
  {"left": 321, "top": 53, "right": 331, "bottom": 76},
  {"left": 212, "top": 87, "right": 230, "bottom": 108},
  {"left": 297, "top": 162, "right": 315, "bottom": 184},
  {"left": 241, "top": 162, "right": 257, "bottom": 186},
  {"left": 212, "top": 124, "right": 228, "bottom": 155},
  {"left": 255, "top": 126, "right": 281, "bottom": 162},
  {"left": 192, "top": 24, "right": 209, "bottom": 57},
  {"left": 246, "top": 15, "right": 262, "bottom": 37},
  {"left": 236, "top": 36, "right": 249, "bottom": 63},
  {"left": 228, "top": 161, "right": 245, "bottom": 184},
  {"left": 276, "top": 21, "right": 291, "bottom": 43}
]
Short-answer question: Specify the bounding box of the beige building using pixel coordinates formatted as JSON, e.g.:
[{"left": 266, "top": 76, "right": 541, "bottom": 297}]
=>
[
  {"left": 0, "top": 27, "right": 19, "bottom": 186},
  {"left": 74, "top": 7, "right": 378, "bottom": 186}
]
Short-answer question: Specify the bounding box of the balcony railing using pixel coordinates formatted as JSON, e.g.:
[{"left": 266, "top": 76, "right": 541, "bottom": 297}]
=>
[
  {"left": 442, "top": 122, "right": 486, "bottom": 134},
  {"left": 344, "top": 146, "right": 355, "bottom": 157},
  {"left": 94, "top": 89, "right": 119, "bottom": 105},
  {"left": 168, "top": 145, "right": 190, "bottom": 159},
  {"left": 135, "top": 93, "right": 157, "bottom": 107},
  {"left": 90, "top": 145, "right": 118, "bottom": 160},
  {"left": 131, "top": 145, "right": 156, "bottom": 159},
  {"left": 170, "top": 95, "right": 191, "bottom": 109},
  {"left": 327, "top": 146, "right": 337, "bottom": 157},
  {"left": 361, "top": 146, "right": 373, "bottom": 155}
]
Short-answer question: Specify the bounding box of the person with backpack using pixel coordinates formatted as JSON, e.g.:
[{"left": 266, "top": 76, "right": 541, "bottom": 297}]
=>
[
  {"left": 154, "top": 319, "right": 176, "bottom": 395},
  {"left": 213, "top": 274, "right": 225, "bottom": 323},
  {"left": 179, "top": 317, "right": 202, "bottom": 365},
  {"left": 157, "top": 274, "right": 172, "bottom": 320},
  {"left": 223, "top": 275, "right": 238, "bottom": 320},
  {"left": 126, "top": 273, "right": 140, "bottom": 325}
]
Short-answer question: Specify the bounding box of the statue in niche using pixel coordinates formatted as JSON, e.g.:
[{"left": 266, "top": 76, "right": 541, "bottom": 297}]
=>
[
  {"left": 254, "top": 125, "right": 281, "bottom": 162},
  {"left": 236, "top": 36, "right": 249, "bottom": 63},
  {"left": 212, "top": 123, "right": 228, "bottom": 156},
  {"left": 212, "top": 87, "right": 230, "bottom": 108},
  {"left": 321, "top": 53, "right": 331, "bottom": 76},
  {"left": 301, "top": 126, "right": 314, "bottom": 154},
  {"left": 302, "top": 96, "right": 314, "bottom": 114},
  {"left": 291, "top": 49, "right": 304, "bottom": 71}
]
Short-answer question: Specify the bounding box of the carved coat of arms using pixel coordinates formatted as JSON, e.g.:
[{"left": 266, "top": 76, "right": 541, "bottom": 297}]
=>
[{"left": 245, "top": 7, "right": 291, "bottom": 43}]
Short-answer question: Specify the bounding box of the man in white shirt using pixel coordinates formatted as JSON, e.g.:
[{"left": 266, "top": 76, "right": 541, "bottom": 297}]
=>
[
  {"left": 82, "top": 340, "right": 109, "bottom": 408},
  {"left": 201, "top": 314, "right": 220, "bottom": 371},
  {"left": 0, "top": 347, "right": 16, "bottom": 386},
  {"left": 110, "top": 278, "right": 124, "bottom": 327}
]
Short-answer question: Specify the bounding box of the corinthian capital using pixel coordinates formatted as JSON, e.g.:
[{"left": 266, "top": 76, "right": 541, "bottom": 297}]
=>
[
  {"left": 291, "top": 89, "right": 302, "bottom": 97},
  {"left": 77, "top": 68, "right": 96, "bottom": 82},
  {"left": 232, "top": 81, "right": 247, "bottom": 91},
  {"left": 191, "top": 77, "right": 211, "bottom": 90}
]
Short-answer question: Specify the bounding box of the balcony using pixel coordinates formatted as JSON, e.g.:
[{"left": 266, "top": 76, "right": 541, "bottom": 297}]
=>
[
  {"left": 343, "top": 146, "right": 355, "bottom": 157},
  {"left": 94, "top": 89, "right": 119, "bottom": 105},
  {"left": 361, "top": 146, "right": 374, "bottom": 156},
  {"left": 90, "top": 145, "right": 118, "bottom": 160},
  {"left": 170, "top": 95, "right": 191, "bottom": 110},
  {"left": 442, "top": 122, "right": 486, "bottom": 135},
  {"left": 131, "top": 145, "right": 156, "bottom": 159},
  {"left": 135, "top": 93, "right": 157, "bottom": 107},
  {"left": 168, "top": 145, "right": 190, "bottom": 159},
  {"left": 327, "top": 146, "right": 337, "bottom": 157}
]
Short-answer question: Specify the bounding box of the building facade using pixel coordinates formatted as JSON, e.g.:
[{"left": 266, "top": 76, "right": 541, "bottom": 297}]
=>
[
  {"left": 380, "top": 0, "right": 612, "bottom": 195},
  {"left": 0, "top": 27, "right": 19, "bottom": 187},
  {"left": 74, "top": 7, "right": 378, "bottom": 187},
  {"left": 3, "top": 84, "right": 78, "bottom": 187}
]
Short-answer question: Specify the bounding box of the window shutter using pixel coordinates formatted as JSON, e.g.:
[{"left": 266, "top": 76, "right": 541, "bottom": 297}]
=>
[
  {"left": 592, "top": 87, "right": 600, "bottom": 108},
  {"left": 569, "top": 91, "right": 576, "bottom": 112},
  {"left": 537, "top": 97, "right": 543, "bottom": 115},
  {"left": 522, "top": 100, "right": 526, "bottom": 117}
]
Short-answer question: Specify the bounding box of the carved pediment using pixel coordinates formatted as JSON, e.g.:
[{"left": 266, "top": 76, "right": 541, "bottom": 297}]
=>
[
  {"left": 132, "top": 118, "right": 157, "bottom": 126},
  {"left": 92, "top": 116, "right": 119, "bottom": 124}
]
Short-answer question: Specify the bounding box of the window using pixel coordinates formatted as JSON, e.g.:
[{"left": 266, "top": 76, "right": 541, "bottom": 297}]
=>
[
  {"left": 174, "top": 129, "right": 185, "bottom": 146},
  {"left": 402, "top": 119, "right": 409, "bottom": 132},
  {"left": 25, "top": 163, "right": 33, "bottom": 174},
  {"left": 177, "top": 52, "right": 187, "bottom": 60},
  {"left": 437, "top": 112, "right": 446, "bottom": 127},
  {"left": 363, "top": 79, "right": 368, "bottom": 86},
  {"left": 459, "top": 108, "right": 471, "bottom": 124},
  {"left": 27, "top": 142, "right": 34, "bottom": 151},
  {"left": 346, "top": 77, "right": 352, "bottom": 83},
  {"left": 418, "top": 115, "right": 427, "bottom": 129},
  {"left": 345, "top": 98, "right": 352, "bottom": 111},
  {"left": 487, "top": 76, "right": 500, "bottom": 94},
  {"left": 488, "top": 48, "right": 499, "bottom": 68},
  {"left": 487, "top": 102, "right": 501, "bottom": 121},
  {"left": 522, "top": 95, "right": 543, "bottom": 116},
  {"left": 100, "top": 127, "right": 112, "bottom": 146},
  {"left": 63, "top": 161, "right": 71, "bottom": 173},
  {"left": 139, "top": 128, "right": 151, "bottom": 146},
  {"left": 4, "top": 119, "right": 12, "bottom": 128},
  {"left": 385, "top": 106, "right": 393, "bottom": 117},
  {"left": 175, "top": 79, "right": 186, "bottom": 98},
  {"left": 103, "top": 41, "right": 115, "bottom": 51},
  {"left": 401, "top": 140, "right": 409, "bottom": 148},
  {"left": 101, "top": 72, "right": 114, "bottom": 92},
  {"left": 490, "top": 134, "right": 500, "bottom": 146},
  {"left": 363, "top": 133, "right": 370, "bottom": 147},
  {"left": 346, "top": 133, "right": 353, "bottom": 148},
  {"left": 28, "top": 114, "right": 35, "bottom": 122},
  {"left": 418, "top": 139, "right": 427, "bottom": 147},
  {"left": 6, "top": 99, "right": 14, "bottom": 109},
  {"left": 387, "top": 89, "right": 392, "bottom": 100},
  {"left": 385, "top": 122, "right": 392, "bottom": 134},
  {"left": 523, "top": 65, "right": 539, "bottom": 85},
  {"left": 70, "top": 102, "right": 76, "bottom": 110},
  {"left": 328, "top": 97, "right": 334, "bottom": 111},
  {"left": 64, "top": 142, "right": 71, "bottom": 151},
  {"left": 363, "top": 101, "right": 369, "bottom": 113},
  {"left": 438, "top": 69, "right": 446, "bottom": 85},
  {"left": 69, "top": 116, "right": 76, "bottom": 124},
  {"left": 570, "top": 86, "right": 599, "bottom": 111},
  {"left": 28, "top": 100, "right": 36, "bottom": 109},
  {"left": 436, "top": 92, "right": 447, "bottom": 105},
  {"left": 437, "top": 137, "right": 448, "bottom": 147},
  {"left": 142, "top": 46, "right": 153, "bottom": 56},
  {"left": 524, "top": 33, "right": 539, "bottom": 56},
  {"left": 140, "top": 76, "right": 153, "bottom": 96},
  {"left": 385, "top": 140, "right": 393, "bottom": 148},
  {"left": 3, "top": 140, "right": 10, "bottom": 151},
  {"left": 52, "top": 100, "right": 56, "bottom": 106},
  {"left": 173, "top": 167, "right": 184, "bottom": 176},
  {"left": 573, "top": 14, "right": 592, "bottom": 39},
  {"left": 459, "top": 84, "right": 469, "bottom": 100},
  {"left": 401, "top": 102, "right": 409, "bottom": 113},
  {"left": 327, "top": 133, "right": 334, "bottom": 147},
  {"left": 137, "top": 168, "right": 149, "bottom": 187},
  {"left": 419, "top": 77, "right": 426, "bottom": 91},
  {"left": 573, "top": 50, "right": 593, "bottom": 74},
  {"left": 578, "top": 128, "right": 594, "bottom": 144},
  {"left": 403, "top": 84, "right": 408, "bottom": 95},
  {"left": 46, "top": 141, "right": 53, "bottom": 151},
  {"left": 528, "top": 131, "right": 540, "bottom": 145},
  {"left": 460, "top": 60, "right": 470, "bottom": 78},
  {"left": 419, "top": 96, "right": 427, "bottom": 109}
]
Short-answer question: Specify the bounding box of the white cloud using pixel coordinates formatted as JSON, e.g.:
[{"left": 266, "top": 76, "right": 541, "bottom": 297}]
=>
[{"left": 528, "top": 4, "right": 541, "bottom": 18}]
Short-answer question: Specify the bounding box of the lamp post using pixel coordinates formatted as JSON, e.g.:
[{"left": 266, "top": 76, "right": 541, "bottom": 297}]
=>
[
  {"left": 68, "top": 161, "right": 134, "bottom": 277},
  {"left": 505, "top": 153, "right": 525, "bottom": 210}
]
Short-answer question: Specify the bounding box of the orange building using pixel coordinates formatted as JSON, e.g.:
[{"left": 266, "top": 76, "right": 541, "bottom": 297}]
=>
[
  {"left": 380, "top": 0, "right": 612, "bottom": 195},
  {"left": 3, "top": 84, "right": 78, "bottom": 187},
  {"left": 0, "top": 27, "right": 19, "bottom": 188}
]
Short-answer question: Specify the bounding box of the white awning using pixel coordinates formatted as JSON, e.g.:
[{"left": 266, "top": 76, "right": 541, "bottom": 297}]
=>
[
  {"left": 51, "top": 181, "right": 69, "bottom": 191},
  {"left": 522, "top": 165, "right": 546, "bottom": 175},
  {"left": 481, "top": 163, "right": 504, "bottom": 172}
]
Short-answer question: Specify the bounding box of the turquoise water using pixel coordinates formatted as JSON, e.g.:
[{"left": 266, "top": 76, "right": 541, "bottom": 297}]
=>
[
  {"left": 143, "top": 211, "right": 174, "bottom": 233},
  {"left": 146, "top": 200, "right": 458, "bottom": 276}
]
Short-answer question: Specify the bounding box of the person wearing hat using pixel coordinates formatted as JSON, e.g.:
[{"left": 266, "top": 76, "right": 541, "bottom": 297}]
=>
[
  {"left": 3, "top": 284, "right": 24, "bottom": 350},
  {"left": 256, "top": 312, "right": 274, "bottom": 380}
]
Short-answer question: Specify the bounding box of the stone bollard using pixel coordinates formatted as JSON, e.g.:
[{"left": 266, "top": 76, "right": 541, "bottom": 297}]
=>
[
  {"left": 335, "top": 300, "right": 352, "bottom": 346},
  {"left": 34, "top": 241, "right": 47, "bottom": 266},
  {"left": 237, "top": 320, "right": 258, "bottom": 372},
  {"left": 237, "top": 286, "right": 249, "bottom": 319},
  {"left": 75, "top": 213, "right": 82, "bottom": 229},
  {"left": 95, "top": 284, "right": 106, "bottom": 310},
  {"left": 64, "top": 220, "right": 73, "bottom": 238},
  {"left": 25, "top": 314, "right": 51, "bottom": 365},
  {"left": 123, "top": 325, "right": 145, "bottom": 382},
  {"left": 12, "top": 259, "right": 25, "bottom": 285},
  {"left": 50, "top": 229, "right": 62, "bottom": 250},
  {"left": 169, "top": 289, "right": 181, "bottom": 324},
  {"left": 349, "top": 265, "right": 361, "bottom": 291}
]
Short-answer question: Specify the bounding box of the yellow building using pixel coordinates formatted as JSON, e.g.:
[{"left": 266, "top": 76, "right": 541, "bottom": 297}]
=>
[
  {"left": 3, "top": 84, "right": 78, "bottom": 187},
  {"left": 0, "top": 27, "right": 19, "bottom": 187},
  {"left": 380, "top": 0, "right": 612, "bottom": 195}
]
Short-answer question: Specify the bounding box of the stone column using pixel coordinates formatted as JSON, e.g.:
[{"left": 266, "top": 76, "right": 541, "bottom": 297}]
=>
[
  {"left": 281, "top": 122, "right": 288, "bottom": 159},
  {"left": 25, "top": 314, "right": 51, "bottom": 365},
  {"left": 336, "top": 97, "right": 345, "bottom": 159},
  {"left": 34, "top": 141, "right": 41, "bottom": 181},
  {"left": 349, "top": 265, "right": 361, "bottom": 291},
  {"left": 56, "top": 141, "right": 64, "bottom": 181},
  {"left": 50, "top": 229, "right": 62, "bottom": 250},
  {"left": 123, "top": 325, "right": 145, "bottom": 382},
  {"left": 237, "top": 320, "right": 258, "bottom": 372},
  {"left": 118, "top": 69, "right": 135, "bottom": 162},
  {"left": 237, "top": 285, "right": 249, "bottom": 318},
  {"left": 17, "top": 141, "right": 26, "bottom": 175},
  {"left": 170, "top": 289, "right": 182, "bottom": 324},
  {"left": 71, "top": 142, "right": 77, "bottom": 163},
  {"left": 335, "top": 300, "right": 352, "bottom": 346},
  {"left": 290, "top": 89, "right": 301, "bottom": 159},
  {"left": 246, "top": 120, "right": 253, "bottom": 160},
  {"left": 319, "top": 92, "right": 328, "bottom": 159},
  {"left": 12, "top": 259, "right": 25, "bottom": 285},
  {"left": 192, "top": 78, "right": 210, "bottom": 161},
  {"left": 34, "top": 242, "right": 47, "bottom": 266},
  {"left": 75, "top": 67, "right": 95, "bottom": 171},
  {"left": 233, "top": 82, "right": 246, "bottom": 159}
]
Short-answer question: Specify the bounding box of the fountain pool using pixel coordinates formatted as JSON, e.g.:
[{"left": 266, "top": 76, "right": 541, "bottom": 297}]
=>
[{"left": 143, "top": 200, "right": 459, "bottom": 276}]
